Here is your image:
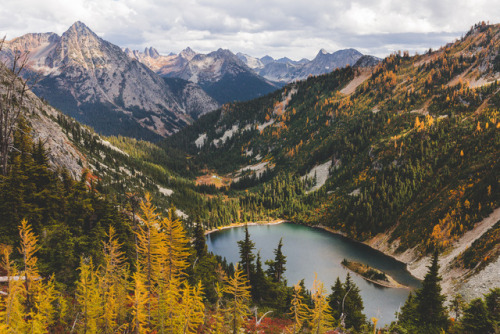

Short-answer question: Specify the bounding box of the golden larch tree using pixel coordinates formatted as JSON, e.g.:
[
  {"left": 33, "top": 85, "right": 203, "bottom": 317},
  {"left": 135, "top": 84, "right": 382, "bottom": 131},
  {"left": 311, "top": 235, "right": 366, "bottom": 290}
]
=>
[
  {"left": 288, "top": 281, "right": 311, "bottom": 334},
  {"left": 224, "top": 264, "right": 252, "bottom": 334},
  {"left": 310, "top": 274, "right": 335, "bottom": 334}
]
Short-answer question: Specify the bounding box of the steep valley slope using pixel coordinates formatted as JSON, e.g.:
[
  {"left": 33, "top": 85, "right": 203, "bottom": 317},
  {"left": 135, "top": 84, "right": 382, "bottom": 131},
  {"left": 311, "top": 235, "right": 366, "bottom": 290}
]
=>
[{"left": 163, "top": 22, "right": 500, "bottom": 300}]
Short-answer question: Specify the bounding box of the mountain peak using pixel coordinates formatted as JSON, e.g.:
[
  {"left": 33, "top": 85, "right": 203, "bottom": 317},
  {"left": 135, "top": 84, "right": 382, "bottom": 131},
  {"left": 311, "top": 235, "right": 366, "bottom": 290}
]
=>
[
  {"left": 180, "top": 47, "right": 196, "bottom": 60},
  {"left": 144, "top": 47, "right": 160, "bottom": 58},
  {"left": 68, "top": 21, "right": 91, "bottom": 32},
  {"left": 63, "top": 21, "right": 97, "bottom": 39},
  {"left": 319, "top": 48, "right": 328, "bottom": 55}
]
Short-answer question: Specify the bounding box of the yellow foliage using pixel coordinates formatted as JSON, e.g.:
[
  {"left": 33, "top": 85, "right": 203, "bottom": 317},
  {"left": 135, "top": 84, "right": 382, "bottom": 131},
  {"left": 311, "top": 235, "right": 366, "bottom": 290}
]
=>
[
  {"left": 310, "top": 273, "right": 335, "bottom": 334},
  {"left": 129, "top": 265, "right": 149, "bottom": 334},
  {"left": 76, "top": 258, "right": 101, "bottom": 333},
  {"left": 224, "top": 264, "right": 251, "bottom": 334},
  {"left": 288, "top": 282, "right": 310, "bottom": 334}
]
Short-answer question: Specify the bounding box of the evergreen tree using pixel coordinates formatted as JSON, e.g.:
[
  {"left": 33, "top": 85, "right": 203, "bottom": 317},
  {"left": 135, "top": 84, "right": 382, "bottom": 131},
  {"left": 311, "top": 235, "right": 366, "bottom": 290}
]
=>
[
  {"left": 395, "top": 250, "right": 448, "bottom": 333},
  {"left": 265, "top": 237, "right": 287, "bottom": 282},
  {"left": 450, "top": 293, "right": 466, "bottom": 320},
  {"left": 461, "top": 298, "right": 494, "bottom": 334},
  {"left": 252, "top": 252, "right": 268, "bottom": 303},
  {"left": 342, "top": 273, "right": 366, "bottom": 331},
  {"left": 328, "top": 277, "right": 344, "bottom": 322},
  {"left": 485, "top": 288, "right": 500, "bottom": 325},
  {"left": 399, "top": 292, "right": 418, "bottom": 325},
  {"left": 415, "top": 250, "right": 448, "bottom": 333},
  {"left": 237, "top": 225, "right": 255, "bottom": 280},
  {"left": 192, "top": 223, "right": 207, "bottom": 258}
]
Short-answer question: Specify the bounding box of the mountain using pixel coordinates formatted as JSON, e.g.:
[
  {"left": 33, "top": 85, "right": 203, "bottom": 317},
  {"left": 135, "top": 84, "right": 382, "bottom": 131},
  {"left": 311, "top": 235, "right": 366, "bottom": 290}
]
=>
[
  {"left": 237, "top": 48, "right": 374, "bottom": 83},
  {"left": 127, "top": 47, "right": 279, "bottom": 104},
  {"left": 1, "top": 22, "right": 218, "bottom": 140},
  {"left": 163, "top": 23, "right": 500, "bottom": 298},
  {"left": 236, "top": 52, "right": 264, "bottom": 69}
]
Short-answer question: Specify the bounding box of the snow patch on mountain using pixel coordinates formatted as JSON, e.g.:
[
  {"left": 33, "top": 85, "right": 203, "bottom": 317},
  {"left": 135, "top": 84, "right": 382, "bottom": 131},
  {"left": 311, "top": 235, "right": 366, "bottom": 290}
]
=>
[{"left": 195, "top": 133, "right": 207, "bottom": 148}]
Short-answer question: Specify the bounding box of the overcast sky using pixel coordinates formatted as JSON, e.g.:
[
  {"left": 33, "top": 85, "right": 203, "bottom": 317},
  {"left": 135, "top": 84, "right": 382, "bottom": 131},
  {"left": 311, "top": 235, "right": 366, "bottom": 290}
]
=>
[{"left": 1, "top": 0, "right": 500, "bottom": 60}]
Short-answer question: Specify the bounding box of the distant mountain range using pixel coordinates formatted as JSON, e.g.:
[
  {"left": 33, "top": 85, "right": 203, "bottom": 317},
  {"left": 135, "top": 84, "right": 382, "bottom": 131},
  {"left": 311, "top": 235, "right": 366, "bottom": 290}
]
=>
[
  {"left": 125, "top": 47, "right": 280, "bottom": 104},
  {"left": 1, "top": 21, "right": 380, "bottom": 140},
  {"left": 0, "top": 22, "right": 219, "bottom": 140},
  {"left": 237, "top": 48, "right": 378, "bottom": 83},
  {"left": 127, "top": 46, "right": 380, "bottom": 90}
]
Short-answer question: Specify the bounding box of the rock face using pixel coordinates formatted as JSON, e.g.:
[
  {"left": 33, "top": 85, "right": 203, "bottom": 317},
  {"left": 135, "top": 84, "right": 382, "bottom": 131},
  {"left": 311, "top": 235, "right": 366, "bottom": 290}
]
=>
[
  {"left": 2, "top": 22, "right": 218, "bottom": 140},
  {"left": 127, "top": 47, "right": 279, "bottom": 104},
  {"left": 354, "top": 55, "right": 382, "bottom": 68},
  {"left": 0, "top": 61, "right": 86, "bottom": 179}
]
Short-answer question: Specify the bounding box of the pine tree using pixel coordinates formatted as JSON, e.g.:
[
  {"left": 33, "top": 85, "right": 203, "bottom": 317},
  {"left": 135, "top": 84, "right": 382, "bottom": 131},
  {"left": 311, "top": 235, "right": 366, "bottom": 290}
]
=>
[
  {"left": 328, "top": 277, "right": 344, "bottom": 322},
  {"left": 415, "top": 250, "right": 448, "bottom": 333},
  {"left": 252, "top": 252, "right": 268, "bottom": 303},
  {"left": 266, "top": 237, "right": 287, "bottom": 282},
  {"left": 193, "top": 223, "right": 207, "bottom": 258},
  {"left": 237, "top": 225, "right": 255, "bottom": 280},
  {"left": 485, "top": 288, "right": 500, "bottom": 324},
  {"left": 461, "top": 298, "right": 494, "bottom": 334},
  {"left": 342, "top": 273, "right": 365, "bottom": 331},
  {"left": 391, "top": 292, "right": 418, "bottom": 332}
]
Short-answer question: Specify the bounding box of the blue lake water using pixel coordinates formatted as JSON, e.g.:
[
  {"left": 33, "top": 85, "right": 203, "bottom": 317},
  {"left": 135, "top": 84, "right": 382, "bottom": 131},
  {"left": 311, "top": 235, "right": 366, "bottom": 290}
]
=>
[{"left": 206, "top": 222, "right": 421, "bottom": 326}]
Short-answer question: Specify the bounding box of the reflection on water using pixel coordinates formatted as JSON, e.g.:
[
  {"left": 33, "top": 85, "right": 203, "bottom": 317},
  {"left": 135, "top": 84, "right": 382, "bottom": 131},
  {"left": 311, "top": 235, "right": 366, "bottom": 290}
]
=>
[{"left": 206, "top": 223, "right": 421, "bottom": 326}]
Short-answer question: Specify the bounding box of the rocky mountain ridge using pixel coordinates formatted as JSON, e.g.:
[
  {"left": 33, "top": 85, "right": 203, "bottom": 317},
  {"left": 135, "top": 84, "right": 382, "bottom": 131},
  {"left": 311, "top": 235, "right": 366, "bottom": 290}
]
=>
[
  {"left": 126, "top": 46, "right": 279, "bottom": 104},
  {"left": 1, "top": 22, "right": 219, "bottom": 140},
  {"left": 238, "top": 48, "right": 374, "bottom": 83}
]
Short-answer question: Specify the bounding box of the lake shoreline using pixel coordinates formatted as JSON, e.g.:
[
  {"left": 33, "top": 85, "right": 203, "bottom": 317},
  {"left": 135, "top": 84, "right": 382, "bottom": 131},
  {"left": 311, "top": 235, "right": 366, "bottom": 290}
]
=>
[
  {"left": 206, "top": 220, "right": 420, "bottom": 325},
  {"left": 307, "top": 224, "right": 422, "bottom": 285},
  {"left": 341, "top": 260, "right": 411, "bottom": 290},
  {"left": 205, "top": 220, "right": 421, "bottom": 286},
  {"left": 204, "top": 219, "right": 287, "bottom": 236}
]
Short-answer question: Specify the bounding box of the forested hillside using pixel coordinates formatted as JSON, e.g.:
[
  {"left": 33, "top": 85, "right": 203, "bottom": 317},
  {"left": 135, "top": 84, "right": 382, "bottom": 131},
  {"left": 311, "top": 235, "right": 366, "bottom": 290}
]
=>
[
  {"left": 164, "top": 22, "right": 500, "bottom": 279},
  {"left": 0, "top": 22, "right": 499, "bottom": 334}
]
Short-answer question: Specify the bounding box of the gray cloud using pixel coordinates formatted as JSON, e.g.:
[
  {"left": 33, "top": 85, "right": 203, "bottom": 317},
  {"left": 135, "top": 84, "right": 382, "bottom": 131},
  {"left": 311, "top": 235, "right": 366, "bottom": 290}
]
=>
[{"left": 1, "top": 0, "right": 499, "bottom": 60}]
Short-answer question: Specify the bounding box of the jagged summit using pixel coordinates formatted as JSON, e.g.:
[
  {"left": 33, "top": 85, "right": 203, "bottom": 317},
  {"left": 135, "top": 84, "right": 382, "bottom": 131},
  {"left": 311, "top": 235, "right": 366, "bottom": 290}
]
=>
[
  {"left": 63, "top": 21, "right": 97, "bottom": 39},
  {"left": 0, "top": 22, "right": 219, "bottom": 140},
  {"left": 180, "top": 47, "right": 197, "bottom": 60},
  {"left": 144, "top": 47, "right": 160, "bottom": 58}
]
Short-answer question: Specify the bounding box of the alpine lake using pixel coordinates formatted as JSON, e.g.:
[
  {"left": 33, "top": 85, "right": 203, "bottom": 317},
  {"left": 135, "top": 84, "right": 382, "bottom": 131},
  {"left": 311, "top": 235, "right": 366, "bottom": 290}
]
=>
[{"left": 206, "top": 222, "right": 422, "bottom": 326}]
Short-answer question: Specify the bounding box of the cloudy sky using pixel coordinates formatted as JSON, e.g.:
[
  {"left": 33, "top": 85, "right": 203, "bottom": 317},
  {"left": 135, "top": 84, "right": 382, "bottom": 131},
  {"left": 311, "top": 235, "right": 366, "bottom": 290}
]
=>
[{"left": 1, "top": 0, "right": 500, "bottom": 60}]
